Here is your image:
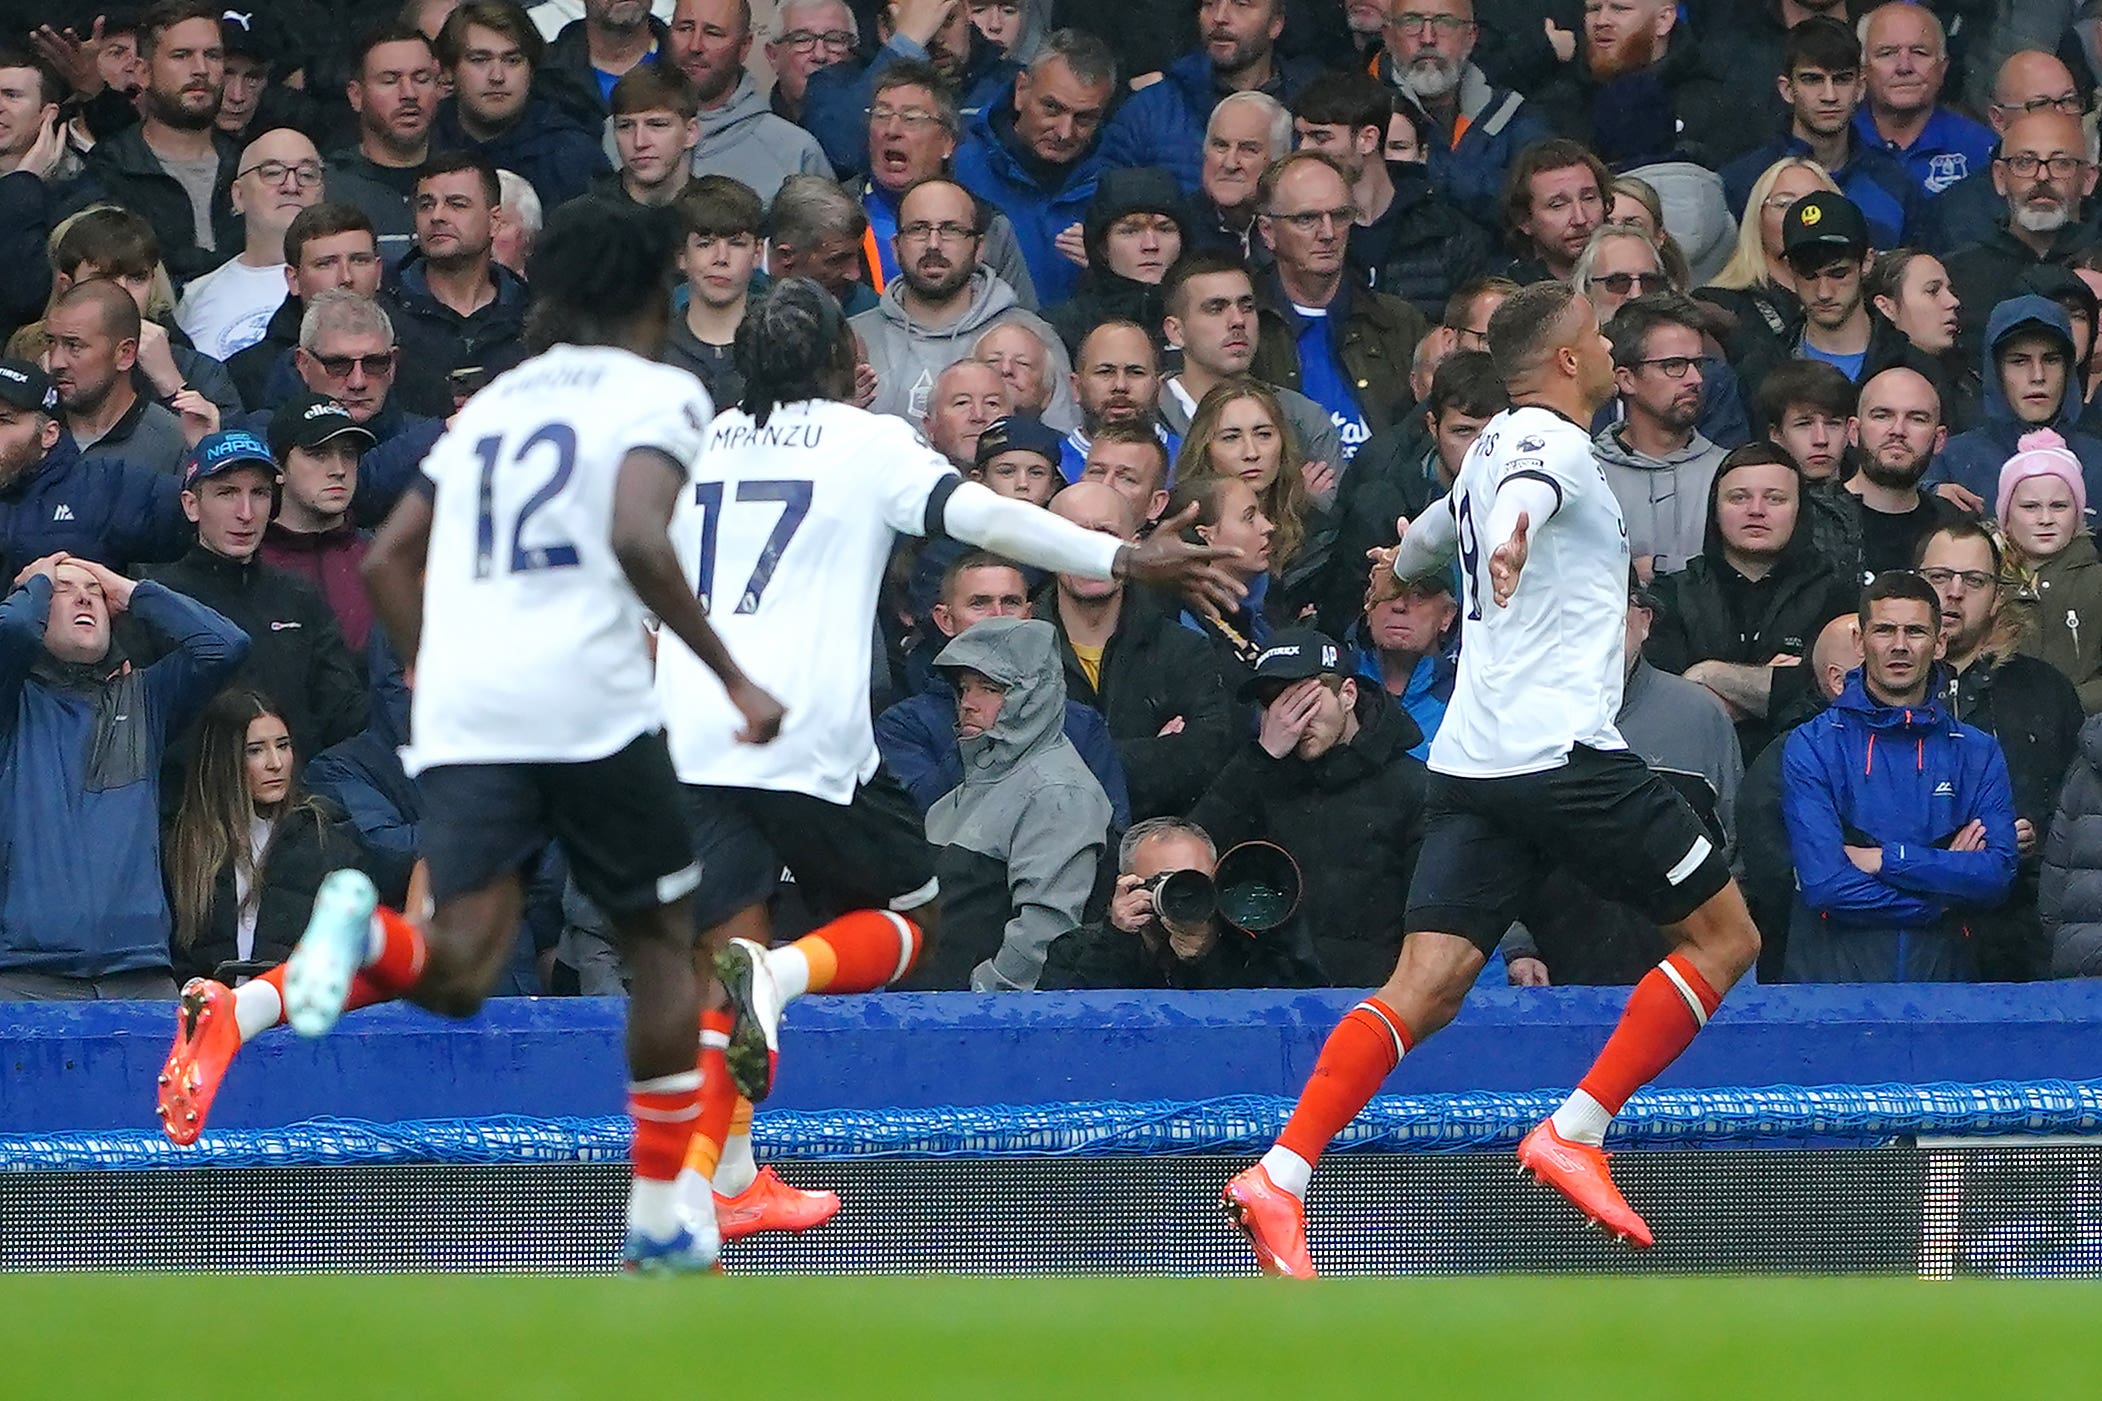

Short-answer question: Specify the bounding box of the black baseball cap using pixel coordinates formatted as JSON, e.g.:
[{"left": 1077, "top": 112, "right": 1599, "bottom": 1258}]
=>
[
  {"left": 269, "top": 392, "right": 377, "bottom": 462},
  {"left": 1781, "top": 192, "right": 1871, "bottom": 261},
  {"left": 220, "top": 10, "right": 278, "bottom": 63},
  {"left": 1239, "top": 628, "right": 1350, "bottom": 702},
  {"left": 974, "top": 413, "right": 1064, "bottom": 470},
  {"left": 0, "top": 358, "right": 60, "bottom": 415}
]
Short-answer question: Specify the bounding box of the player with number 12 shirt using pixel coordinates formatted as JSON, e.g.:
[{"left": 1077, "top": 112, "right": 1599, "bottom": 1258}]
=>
[
  {"left": 268, "top": 197, "right": 784, "bottom": 1275},
  {"left": 654, "top": 279, "right": 1250, "bottom": 1228}
]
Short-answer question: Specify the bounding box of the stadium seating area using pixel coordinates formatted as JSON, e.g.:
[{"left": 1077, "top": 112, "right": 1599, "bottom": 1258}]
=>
[{"left": 9, "top": 0, "right": 2102, "bottom": 1012}]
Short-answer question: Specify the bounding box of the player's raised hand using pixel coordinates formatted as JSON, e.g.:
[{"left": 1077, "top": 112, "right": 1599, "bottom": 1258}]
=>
[
  {"left": 1365, "top": 515, "right": 1410, "bottom": 609},
  {"left": 1116, "top": 502, "right": 1247, "bottom": 618},
  {"left": 728, "top": 679, "right": 787, "bottom": 746},
  {"left": 1488, "top": 511, "right": 1530, "bottom": 607}
]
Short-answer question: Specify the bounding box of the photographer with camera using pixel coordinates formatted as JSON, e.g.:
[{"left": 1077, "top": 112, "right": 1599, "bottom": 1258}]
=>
[
  {"left": 1040, "top": 819, "right": 1324, "bottom": 990},
  {"left": 1188, "top": 628, "right": 1429, "bottom": 987}
]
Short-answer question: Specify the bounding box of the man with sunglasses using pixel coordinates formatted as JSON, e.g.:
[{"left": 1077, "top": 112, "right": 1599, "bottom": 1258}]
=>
[
  {"left": 1944, "top": 111, "right": 2101, "bottom": 359},
  {"left": 1594, "top": 292, "right": 1728, "bottom": 580},
  {"left": 173, "top": 128, "right": 323, "bottom": 361}
]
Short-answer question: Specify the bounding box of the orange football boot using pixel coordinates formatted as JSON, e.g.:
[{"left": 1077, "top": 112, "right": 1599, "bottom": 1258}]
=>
[
  {"left": 156, "top": 979, "right": 243, "bottom": 1146},
  {"left": 1516, "top": 1120, "right": 1653, "bottom": 1248},
  {"left": 1221, "top": 1164, "right": 1316, "bottom": 1277},
  {"left": 715, "top": 1167, "right": 841, "bottom": 1240}
]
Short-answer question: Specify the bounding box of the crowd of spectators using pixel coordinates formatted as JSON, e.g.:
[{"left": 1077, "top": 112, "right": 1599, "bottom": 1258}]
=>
[{"left": 16, "top": 0, "right": 2102, "bottom": 1000}]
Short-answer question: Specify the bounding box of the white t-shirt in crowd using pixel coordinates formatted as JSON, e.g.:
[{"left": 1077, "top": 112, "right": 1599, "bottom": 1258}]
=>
[{"left": 174, "top": 258, "right": 289, "bottom": 360}]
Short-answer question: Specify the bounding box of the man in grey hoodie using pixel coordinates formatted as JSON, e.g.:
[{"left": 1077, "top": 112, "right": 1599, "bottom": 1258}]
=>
[
  {"left": 852, "top": 176, "right": 1073, "bottom": 422},
  {"left": 1595, "top": 292, "right": 1728, "bottom": 579},
  {"left": 919, "top": 616, "right": 1113, "bottom": 992},
  {"left": 668, "top": 0, "right": 833, "bottom": 202}
]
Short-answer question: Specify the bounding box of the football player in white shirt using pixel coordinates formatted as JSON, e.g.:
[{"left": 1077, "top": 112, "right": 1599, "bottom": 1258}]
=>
[
  {"left": 273, "top": 197, "right": 784, "bottom": 1275},
  {"left": 648, "top": 278, "right": 1248, "bottom": 1224},
  {"left": 1222, "top": 284, "right": 1763, "bottom": 1275}
]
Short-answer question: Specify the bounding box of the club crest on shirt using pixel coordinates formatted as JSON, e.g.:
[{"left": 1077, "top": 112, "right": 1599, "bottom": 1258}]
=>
[
  {"left": 1518, "top": 436, "right": 1544, "bottom": 453},
  {"left": 1926, "top": 153, "right": 1969, "bottom": 194}
]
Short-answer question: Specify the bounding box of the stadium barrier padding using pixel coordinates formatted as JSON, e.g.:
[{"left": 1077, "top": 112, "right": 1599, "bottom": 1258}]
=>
[{"left": 8, "top": 1081, "right": 2102, "bottom": 1171}]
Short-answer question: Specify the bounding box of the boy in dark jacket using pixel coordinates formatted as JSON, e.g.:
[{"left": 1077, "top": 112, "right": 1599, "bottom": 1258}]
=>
[
  {"left": 0, "top": 553, "right": 249, "bottom": 998},
  {"left": 1780, "top": 572, "right": 2020, "bottom": 981}
]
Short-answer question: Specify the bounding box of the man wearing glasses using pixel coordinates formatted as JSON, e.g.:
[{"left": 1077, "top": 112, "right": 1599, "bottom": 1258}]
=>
[
  {"left": 670, "top": 0, "right": 835, "bottom": 204},
  {"left": 1932, "top": 50, "right": 2089, "bottom": 255},
  {"left": 849, "top": 175, "right": 1070, "bottom": 421},
  {"left": 763, "top": 0, "right": 856, "bottom": 124},
  {"left": 173, "top": 129, "right": 323, "bottom": 361},
  {"left": 1249, "top": 150, "right": 1428, "bottom": 463},
  {"left": 1373, "top": 0, "right": 1550, "bottom": 228},
  {"left": 1945, "top": 111, "right": 2102, "bottom": 357},
  {"left": 1720, "top": 17, "right": 1921, "bottom": 252},
  {"left": 1594, "top": 292, "right": 1728, "bottom": 580}
]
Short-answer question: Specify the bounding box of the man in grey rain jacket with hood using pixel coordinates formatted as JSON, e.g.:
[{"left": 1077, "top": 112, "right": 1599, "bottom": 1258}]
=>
[
  {"left": 851, "top": 178, "right": 1073, "bottom": 422},
  {"left": 919, "top": 617, "right": 1113, "bottom": 992}
]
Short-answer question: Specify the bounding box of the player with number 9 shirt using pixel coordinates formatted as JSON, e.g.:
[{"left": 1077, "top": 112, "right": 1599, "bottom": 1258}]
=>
[{"left": 1220, "top": 283, "right": 1765, "bottom": 1276}]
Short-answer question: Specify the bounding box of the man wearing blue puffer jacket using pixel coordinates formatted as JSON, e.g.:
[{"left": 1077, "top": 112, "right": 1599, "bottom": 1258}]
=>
[
  {"left": 1781, "top": 571, "right": 2019, "bottom": 982},
  {"left": 0, "top": 552, "right": 249, "bottom": 999},
  {"left": 952, "top": 30, "right": 1116, "bottom": 308},
  {"left": 1096, "top": 0, "right": 1321, "bottom": 195}
]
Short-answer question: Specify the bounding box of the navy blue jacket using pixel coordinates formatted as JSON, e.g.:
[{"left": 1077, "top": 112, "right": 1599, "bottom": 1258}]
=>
[
  {"left": 1780, "top": 670, "right": 2019, "bottom": 982},
  {"left": 1926, "top": 296, "right": 2102, "bottom": 526},
  {"left": 0, "top": 432, "right": 190, "bottom": 585},
  {"left": 307, "top": 642, "right": 421, "bottom": 861},
  {"left": 1374, "top": 53, "right": 1553, "bottom": 230},
  {"left": 875, "top": 676, "right": 1131, "bottom": 830},
  {"left": 953, "top": 94, "right": 1108, "bottom": 308},
  {"left": 429, "top": 96, "right": 609, "bottom": 212},
  {"left": 802, "top": 32, "right": 1020, "bottom": 180},
  {"left": 1098, "top": 49, "right": 1321, "bottom": 194},
  {"left": 1720, "top": 131, "right": 1922, "bottom": 250},
  {"left": 0, "top": 578, "right": 249, "bottom": 978},
  {"left": 378, "top": 258, "right": 531, "bottom": 419}
]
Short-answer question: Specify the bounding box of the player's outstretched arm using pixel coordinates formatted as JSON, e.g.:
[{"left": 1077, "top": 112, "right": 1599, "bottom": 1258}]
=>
[
  {"left": 941, "top": 482, "right": 1247, "bottom": 617},
  {"left": 611, "top": 449, "right": 785, "bottom": 745},
  {"left": 361, "top": 487, "right": 435, "bottom": 668}
]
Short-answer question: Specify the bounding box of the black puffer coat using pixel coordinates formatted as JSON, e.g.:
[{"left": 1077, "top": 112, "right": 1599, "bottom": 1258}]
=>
[{"left": 1188, "top": 682, "right": 1427, "bottom": 987}]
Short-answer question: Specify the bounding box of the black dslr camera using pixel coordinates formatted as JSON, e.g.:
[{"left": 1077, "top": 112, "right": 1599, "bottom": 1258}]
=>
[{"left": 1137, "top": 841, "right": 1302, "bottom": 934}]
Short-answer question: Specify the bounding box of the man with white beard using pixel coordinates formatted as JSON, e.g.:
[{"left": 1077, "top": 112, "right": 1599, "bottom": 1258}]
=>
[
  {"left": 1371, "top": 0, "right": 1551, "bottom": 228},
  {"left": 1943, "top": 110, "right": 2101, "bottom": 360}
]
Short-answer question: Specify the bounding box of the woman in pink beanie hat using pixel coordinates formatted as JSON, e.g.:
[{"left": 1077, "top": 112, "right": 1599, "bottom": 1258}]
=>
[{"left": 2002, "top": 429, "right": 2102, "bottom": 711}]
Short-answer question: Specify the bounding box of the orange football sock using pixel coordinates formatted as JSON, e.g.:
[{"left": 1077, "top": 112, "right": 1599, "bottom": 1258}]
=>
[
  {"left": 241, "top": 964, "right": 394, "bottom": 1042},
  {"left": 682, "top": 1010, "right": 737, "bottom": 1181},
  {"left": 361, "top": 905, "right": 428, "bottom": 996},
  {"left": 1574, "top": 953, "right": 1722, "bottom": 1117},
  {"left": 772, "top": 910, "right": 921, "bottom": 999},
  {"left": 1274, "top": 998, "right": 1412, "bottom": 1170},
  {"left": 627, "top": 1071, "right": 703, "bottom": 1182}
]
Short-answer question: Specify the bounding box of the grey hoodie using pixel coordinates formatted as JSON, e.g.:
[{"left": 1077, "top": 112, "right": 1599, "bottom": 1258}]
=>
[
  {"left": 926, "top": 618, "right": 1112, "bottom": 992},
  {"left": 851, "top": 266, "right": 1075, "bottom": 422},
  {"left": 690, "top": 73, "right": 834, "bottom": 203},
  {"left": 1592, "top": 424, "right": 1727, "bottom": 577}
]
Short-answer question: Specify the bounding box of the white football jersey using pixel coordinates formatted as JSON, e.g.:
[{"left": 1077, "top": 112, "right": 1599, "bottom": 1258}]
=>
[
  {"left": 658, "top": 398, "right": 958, "bottom": 801},
  {"left": 401, "top": 345, "right": 712, "bottom": 776},
  {"left": 1429, "top": 404, "right": 1632, "bottom": 779}
]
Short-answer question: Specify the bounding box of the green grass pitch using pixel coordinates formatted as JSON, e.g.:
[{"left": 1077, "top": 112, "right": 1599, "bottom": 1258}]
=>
[{"left": 6, "top": 1274, "right": 2098, "bottom": 1397}]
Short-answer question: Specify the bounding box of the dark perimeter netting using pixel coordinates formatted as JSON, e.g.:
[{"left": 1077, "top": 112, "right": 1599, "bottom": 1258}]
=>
[{"left": 3, "top": 1088, "right": 2099, "bottom": 1275}]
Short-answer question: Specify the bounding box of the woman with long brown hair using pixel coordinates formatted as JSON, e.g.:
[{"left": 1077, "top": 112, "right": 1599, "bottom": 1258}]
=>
[
  {"left": 1172, "top": 376, "right": 1344, "bottom": 628},
  {"left": 164, "top": 689, "right": 401, "bottom": 983}
]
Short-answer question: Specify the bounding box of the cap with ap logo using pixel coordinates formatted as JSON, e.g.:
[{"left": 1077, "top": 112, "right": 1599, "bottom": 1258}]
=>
[
  {"left": 1239, "top": 627, "right": 1349, "bottom": 701},
  {"left": 0, "top": 358, "right": 60, "bottom": 415}
]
